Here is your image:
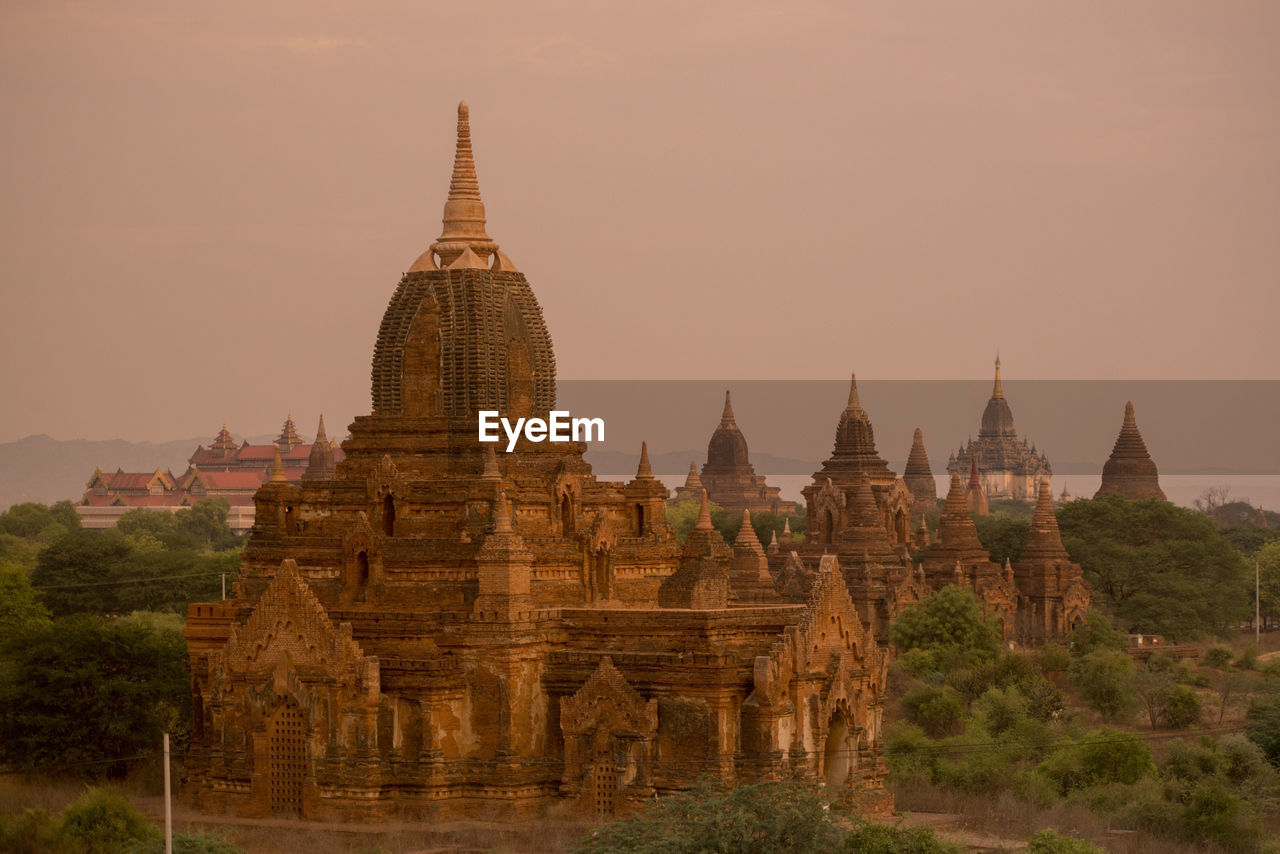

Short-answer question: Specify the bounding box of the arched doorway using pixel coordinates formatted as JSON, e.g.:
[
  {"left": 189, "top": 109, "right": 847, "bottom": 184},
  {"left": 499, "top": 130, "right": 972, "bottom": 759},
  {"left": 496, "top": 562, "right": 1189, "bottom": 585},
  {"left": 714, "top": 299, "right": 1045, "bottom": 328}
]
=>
[
  {"left": 824, "top": 711, "right": 853, "bottom": 786},
  {"left": 592, "top": 747, "right": 617, "bottom": 818},
  {"left": 824, "top": 509, "right": 835, "bottom": 544},
  {"left": 561, "top": 493, "right": 574, "bottom": 535},
  {"left": 267, "top": 702, "right": 307, "bottom": 816},
  {"left": 593, "top": 547, "right": 610, "bottom": 599}
]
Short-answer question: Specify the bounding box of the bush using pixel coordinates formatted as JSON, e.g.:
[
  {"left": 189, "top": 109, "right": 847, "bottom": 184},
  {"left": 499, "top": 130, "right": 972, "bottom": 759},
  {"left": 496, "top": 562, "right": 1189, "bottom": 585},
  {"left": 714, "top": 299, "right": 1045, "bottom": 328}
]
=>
[
  {"left": 571, "top": 778, "right": 843, "bottom": 854},
  {"left": 974, "top": 686, "right": 1028, "bottom": 736},
  {"left": 1069, "top": 649, "right": 1137, "bottom": 722},
  {"left": 1161, "top": 685, "right": 1201, "bottom": 729},
  {"left": 130, "top": 830, "right": 247, "bottom": 854},
  {"left": 842, "top": 823, "right": 960, "bottom": 853},
  {"left": 1037, "top": 730, "right": 1155, "bottom": 796},
  {"left": 889, "top": 585, "right": 1003, "bottom": 660},
  {"left": 900, "top": 686, "right": 965, "bottom": 738},
  {"left": 1025, "top": 829, "right": 1104, "bottom": 854},
  {"left": 56, "top": 788, "right": 158, "bottom": 854},
  {"left": 1037, "top": 642, "right": 1072, "bottom": 672},
  {"left": 1202, "top": 644, "right": 1234, "bottom": 669},
  {"left": 0, "top": 808, "right": 60, "bottom": 854},
  {"left": 1245, "top": 696, "right": 1280, "bottom": 766}
]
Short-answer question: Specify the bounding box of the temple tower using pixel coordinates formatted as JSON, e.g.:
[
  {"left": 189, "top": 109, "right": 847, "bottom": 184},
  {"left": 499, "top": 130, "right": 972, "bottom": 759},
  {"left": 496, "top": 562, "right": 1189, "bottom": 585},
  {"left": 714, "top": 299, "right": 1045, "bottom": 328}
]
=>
[
  {"left": 1094, "top": 401, "right": 1167, "bottom": 501},
  {"left": 698, "top": 391, "right": 797, "bottom": 515},
  {"left": 1013, "top": 479, "right": 1092, "bottom": 643},
  {"left": 948, "top": 356, "right": 1051, "bottom": 501},
  {"left": 903, "top": 428, "right": 936, "bottom": 519}
]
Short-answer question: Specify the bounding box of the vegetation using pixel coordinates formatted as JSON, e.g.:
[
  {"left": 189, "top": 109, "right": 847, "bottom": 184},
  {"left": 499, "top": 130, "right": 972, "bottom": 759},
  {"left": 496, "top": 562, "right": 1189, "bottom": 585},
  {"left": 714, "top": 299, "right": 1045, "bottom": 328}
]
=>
[
  {"left": 571, "top": 777, "right": 957, "bottom": 854},
  {"left": 1057, "top": 496, "right": 1251, "bottom": 639},
  {"left": 667, "top": 498, "right": 804, "bottom": 546}
]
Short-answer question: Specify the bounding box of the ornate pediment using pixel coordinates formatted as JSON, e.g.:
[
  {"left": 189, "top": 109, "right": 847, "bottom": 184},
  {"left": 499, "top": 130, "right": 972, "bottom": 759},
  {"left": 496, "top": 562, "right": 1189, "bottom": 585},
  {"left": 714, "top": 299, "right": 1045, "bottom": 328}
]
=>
[
  {"left": 560, "top": 657, "right": 657, "bottom": 738},
  {"left": 220, "top": 559, "right": 369, "bottom": 680}
]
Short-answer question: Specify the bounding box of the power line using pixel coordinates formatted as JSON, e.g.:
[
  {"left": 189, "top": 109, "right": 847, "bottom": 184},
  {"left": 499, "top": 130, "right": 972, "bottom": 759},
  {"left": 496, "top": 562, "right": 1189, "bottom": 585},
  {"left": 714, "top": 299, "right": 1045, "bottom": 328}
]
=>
[{"left": 32, "top": 571, "right": 230, "bottom": 590}]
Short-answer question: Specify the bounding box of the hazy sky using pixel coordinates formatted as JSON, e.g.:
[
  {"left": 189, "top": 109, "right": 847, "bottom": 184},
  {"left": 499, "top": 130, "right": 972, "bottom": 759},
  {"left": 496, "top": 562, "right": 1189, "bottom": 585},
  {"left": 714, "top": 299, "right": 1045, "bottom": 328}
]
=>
[{"left": 1, "top": 1, "right": 1277, "bottom": 444}]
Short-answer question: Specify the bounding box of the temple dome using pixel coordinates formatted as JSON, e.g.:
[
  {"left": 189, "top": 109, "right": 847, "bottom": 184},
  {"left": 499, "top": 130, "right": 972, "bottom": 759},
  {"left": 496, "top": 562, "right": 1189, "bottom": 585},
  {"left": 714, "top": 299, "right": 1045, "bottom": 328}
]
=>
[
  {"left": 706, "top": 391, "right": 750, "bottom": 469},
  {"left": 370, "top": 103, "right": 556, "bottom": 419},
  {"left": 978, "top": 357, "right": 1016, "bottom": 437}
]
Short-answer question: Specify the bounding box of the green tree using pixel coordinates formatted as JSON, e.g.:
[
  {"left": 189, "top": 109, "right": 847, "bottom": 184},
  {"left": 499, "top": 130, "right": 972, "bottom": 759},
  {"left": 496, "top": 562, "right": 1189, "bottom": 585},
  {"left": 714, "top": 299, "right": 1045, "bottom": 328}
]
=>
[
  {"left": 0, "top": 615, "right": 190, "bottom": 776},
  {"left": 667, "top": 499, "right": 731, "bottom": 545},
  {"left": 889, "top": 585, "right": 1003, "bottom": 661},
  {"left": 55, "top": 788, "right": 158, "bottom": 853},
  {"left": 1057, "top": 497, "right": 1250, "bottom": 639},
  {"left": 972, "top": 515, "right": 1030, "bottom": 565},
  {"left": 1036, "top": 729, "right": 1155, "bottom": 795},
  {"left": 0, "top": 564, "right": 51, "bottom": 637},
  {"left": 30, "top": 529, "right": 133, "bottom": 616},
  {"left": 1064, "top": 612, "right": 1126, "bottom": 656},
  {"left": 1256, "top": 539, "right": 1280, "bottom": 628},
  {"left": 571, "top": 778, "right": 843, "bottom": 854},
  {"left": 1069, "top": 649, "right": 1138, "bottom": 722},
  {"left": 1025, "top": 830, "right": 1104, "bottom": 854}
]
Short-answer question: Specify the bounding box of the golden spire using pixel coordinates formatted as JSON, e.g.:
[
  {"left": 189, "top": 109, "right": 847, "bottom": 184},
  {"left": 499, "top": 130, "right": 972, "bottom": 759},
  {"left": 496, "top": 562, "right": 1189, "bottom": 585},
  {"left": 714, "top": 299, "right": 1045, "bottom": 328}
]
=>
[
  {"left": 992, "top": 354, "right": 1004, "bottom": 399},
  {"left": 694, "top": 489, "right": 712, "bottom": 531},
  {"left": 429, "top": 101, "right": 499, "bottom": 266},
  {"left": 269, "top": 445, "right": 287, "bottom": 484},
  {"left": 847, "top": 372, "right": 862, "bottom": 411},
  {"left": 636, "top": 441, "right": 654, "bottom": 479}
]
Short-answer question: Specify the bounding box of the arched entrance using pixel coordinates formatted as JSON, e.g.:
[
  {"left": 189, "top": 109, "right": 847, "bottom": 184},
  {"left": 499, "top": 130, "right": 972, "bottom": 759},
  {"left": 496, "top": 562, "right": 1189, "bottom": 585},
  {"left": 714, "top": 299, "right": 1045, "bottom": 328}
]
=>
[
  {"left": 824, "top": 509, "right": 835, "bottom": 544},
  {"left": 592, "top": 747, "right": 617, "bottom": 818},
  {"left": 824, "top": 711, "right": 854, "bottom": 786},
  {"left": 381, "top": 494, "right": 396, "bottom": 536},
  {"left": 267, "top": 702, "right": 307, "bottom": 815}
]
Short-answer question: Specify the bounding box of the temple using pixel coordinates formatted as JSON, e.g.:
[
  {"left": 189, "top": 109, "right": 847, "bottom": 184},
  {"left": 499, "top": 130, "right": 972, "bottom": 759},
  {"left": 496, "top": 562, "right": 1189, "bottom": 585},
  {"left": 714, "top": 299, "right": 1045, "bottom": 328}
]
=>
[
  {"left": 77, "top": 417, "right": 343, "bottom": 532},
  {"left": 902, "top": 428, "right": 937, "bottom": 520},
  {"left": 695, "top": 391, "right": 798, "bottom": 516},
  {"left": 947, "top": 357, "right": 1051, "bottom": 501},
  {"left": 1013, "top": 480, "right": 1092, "bottom": 644},
  {"left": 1094, "top": 401, "right": 1167, "bottom": 501},
  {"left": 181, "top": 103, "right": 891, "bottom": 822}
]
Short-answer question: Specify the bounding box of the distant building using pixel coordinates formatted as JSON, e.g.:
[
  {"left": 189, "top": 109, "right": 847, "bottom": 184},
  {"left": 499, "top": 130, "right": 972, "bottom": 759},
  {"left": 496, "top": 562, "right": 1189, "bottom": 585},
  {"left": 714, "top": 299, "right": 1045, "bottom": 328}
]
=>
[
  {"left": 947, "top": 356, "right": 1051, "bottom": 501},
  {"left": 1094, "top": 401, "right": 1166, "bottom": 501},
  {"left": 76, "top": 416, "right": 343, "bottom": 533},
  {"left": 692, "top": 391, "right": 798, "bottom": 516}
]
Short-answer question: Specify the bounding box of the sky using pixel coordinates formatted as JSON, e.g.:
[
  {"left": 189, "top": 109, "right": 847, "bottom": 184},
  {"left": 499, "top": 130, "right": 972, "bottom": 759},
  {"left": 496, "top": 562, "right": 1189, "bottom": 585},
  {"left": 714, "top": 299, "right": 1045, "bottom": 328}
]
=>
[{"left": 1, "top": 1, "right": 1277, "bottom": 444}]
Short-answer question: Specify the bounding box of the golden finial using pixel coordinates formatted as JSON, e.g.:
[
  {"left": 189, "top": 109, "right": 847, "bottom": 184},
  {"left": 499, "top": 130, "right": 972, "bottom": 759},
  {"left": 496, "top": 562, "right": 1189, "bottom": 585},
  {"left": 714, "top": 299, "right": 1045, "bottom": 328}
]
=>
[{"left": 992, "top": 354, "right": 1004, "bottom": 399}]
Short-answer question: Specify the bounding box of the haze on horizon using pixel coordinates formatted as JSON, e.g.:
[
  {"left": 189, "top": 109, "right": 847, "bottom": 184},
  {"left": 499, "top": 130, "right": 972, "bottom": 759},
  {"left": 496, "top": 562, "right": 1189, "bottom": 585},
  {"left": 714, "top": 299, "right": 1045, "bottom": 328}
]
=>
[{"left": 1, "top": 1, "right": 1277, "bottom": 445}]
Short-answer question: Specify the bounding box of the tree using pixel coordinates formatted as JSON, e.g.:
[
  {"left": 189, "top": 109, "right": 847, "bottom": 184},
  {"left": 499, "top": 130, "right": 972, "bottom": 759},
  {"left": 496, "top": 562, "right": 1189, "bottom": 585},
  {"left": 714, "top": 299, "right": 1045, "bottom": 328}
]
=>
[
  {"left": 667, "top": 499, "right": 731, "bottom": 545},
  {"left": 1256, "top": 540, "right": 1280, "bottom": 628},
  {"left": 1057, "top": 497, "right": 1250, "bottom": 639},
  {"left": 571, "top": 778, "right": 844, "bottom": 854},
  {"left": 0, "top": 615, "right": 191, "bottom": 776},
  {"left": 1193, "top": 485, "right": 1232, "bottom": 516},
  {"left": 0, "top": 565, "right": 50, "bottom": 637},
  {"left": 1069, "top": 649, "right": 1138, "bottom": 722},
  {"left": 972, "top": 516, "right": 1030, "bottom": 565},
  {"left": 30, "top": 529, "right": 133, "bottom": 616},
  {"left": 889, "top": 585, "right": 1003, "bottom": 661}
]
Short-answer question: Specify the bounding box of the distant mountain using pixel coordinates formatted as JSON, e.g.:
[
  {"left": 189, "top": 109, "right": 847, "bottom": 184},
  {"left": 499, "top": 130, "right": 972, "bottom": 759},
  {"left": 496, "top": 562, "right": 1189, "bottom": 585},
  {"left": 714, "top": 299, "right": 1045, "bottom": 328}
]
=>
[{"left": 0, "top": 434, "right": 210, "bottom": 510}]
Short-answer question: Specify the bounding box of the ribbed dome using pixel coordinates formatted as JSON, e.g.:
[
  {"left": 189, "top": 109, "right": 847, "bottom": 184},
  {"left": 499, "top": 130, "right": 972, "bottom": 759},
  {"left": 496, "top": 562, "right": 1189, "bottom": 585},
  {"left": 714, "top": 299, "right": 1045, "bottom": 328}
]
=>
[
  {"left": 979, "top": 396, "right": 1016, "bottom": 437},
  {"left": 706, "top": 391, "right": 750, "bottom": 469}
]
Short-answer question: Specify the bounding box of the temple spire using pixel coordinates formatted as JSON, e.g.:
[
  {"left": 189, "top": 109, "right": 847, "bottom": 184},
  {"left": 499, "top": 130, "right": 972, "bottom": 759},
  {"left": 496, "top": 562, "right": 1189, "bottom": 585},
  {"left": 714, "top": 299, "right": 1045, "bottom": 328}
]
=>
[
  {"left": 269, "top": 445, "right": 288, "bottom": 484},
  {"left": 429, "top": 101, "right": 499, "bottom": 266},
  {"left": 636, "top": 441, "right": 654, "bottom": 480},
  {"left": 720, "top": 390, "right": 736, "bottom": 426},
  {"left": 695, "top": 489, "right": 713, "bottom": 531},
  {"left": 302, "top": 414, "right": 337, "bottom": 482},
  {"left": 992, "top": 354, "right": 1004, "bottom": 399},
  {"left": 847, "top": 372, "right": 862, "bottom": 411}
]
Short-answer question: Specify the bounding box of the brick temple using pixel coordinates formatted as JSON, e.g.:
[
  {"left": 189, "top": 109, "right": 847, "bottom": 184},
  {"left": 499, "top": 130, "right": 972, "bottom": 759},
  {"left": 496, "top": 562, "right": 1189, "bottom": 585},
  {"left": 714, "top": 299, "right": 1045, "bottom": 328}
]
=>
[
  {"left": 182, "top": 103, "right": 891, "bottom": 822},
  {"left": 947, "top": 357, "right": 1051, "bottom": 501}
]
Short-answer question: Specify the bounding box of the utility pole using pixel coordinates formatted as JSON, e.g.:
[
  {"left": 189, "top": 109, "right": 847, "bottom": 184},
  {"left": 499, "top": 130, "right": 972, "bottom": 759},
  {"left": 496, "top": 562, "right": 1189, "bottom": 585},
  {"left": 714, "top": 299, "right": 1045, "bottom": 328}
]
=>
[
  {"left": 162, "top": 732, "right": 173, "bottom": 854},
  {"left": 221, "top": 573, "right": 226, "bottom": 601}
]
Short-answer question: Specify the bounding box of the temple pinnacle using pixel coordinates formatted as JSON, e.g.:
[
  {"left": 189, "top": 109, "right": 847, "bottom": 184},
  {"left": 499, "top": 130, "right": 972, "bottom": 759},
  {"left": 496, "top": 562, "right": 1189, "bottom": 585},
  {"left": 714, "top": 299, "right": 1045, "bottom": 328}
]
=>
[
  {"left": 721, "top": 390, "right": 736, "bottom": 426},
  {"left": 847, "top": 372, "right": 862, "bottom": 411},
  {"left": 992, "top": 354, "right": 1004, "bottom": 399},
  {"left": 695, "top": 489, "right": 713, "bottom": 531},
  {"left": 636, "top": 441, "right": 654, "bottom": 479},
  {"left": 269, "top": 445, "right": 287, "bottom": 484},
  {"left": 430, "top": 101, "right": 498, "bottom": 266}
]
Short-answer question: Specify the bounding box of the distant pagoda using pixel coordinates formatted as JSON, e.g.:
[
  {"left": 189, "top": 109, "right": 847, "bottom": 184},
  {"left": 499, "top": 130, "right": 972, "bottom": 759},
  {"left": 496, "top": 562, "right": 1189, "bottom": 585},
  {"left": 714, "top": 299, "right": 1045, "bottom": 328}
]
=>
[
  {"left": 1094, "top": 401, "right": 1166, "bottom": 501},
  {"left": 948, "top": 356, "right": 1050, "bottom": 501},
  {"left": 697, "top": 391, "right": 797, "bottom": 516},
  {"left": 902, "top": 428, "right": 937, "bottom": 519}
]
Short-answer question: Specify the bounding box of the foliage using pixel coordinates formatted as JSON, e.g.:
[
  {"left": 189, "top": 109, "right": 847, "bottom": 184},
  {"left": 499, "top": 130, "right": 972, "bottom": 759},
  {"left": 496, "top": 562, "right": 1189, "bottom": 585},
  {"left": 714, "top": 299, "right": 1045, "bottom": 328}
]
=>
[
  {"left": 841, "top": 822, "right": 960, "bottom": 853},
  {"left": 667, "top": 499, "right": 731, "bottom": 545},
  {"left": 1057, "top": 496, "right": 1251, "bottom": 640},
  {"left": 56, "top": 788, "right": 158, "bottom": 853},
  {"left": 0, "top": 808, "right": 59, "bottom": 854},
  {"left": 714, "top": 509, "right": 805, "bottom": 550},
  {"left": 1036, "top": 642, "right": 1071, "bottom": 672},
  {"left": 972, "top": 515, "right": 1030, "bottom": 565},
  {"left": 0, "top": 564, "right": 51, "bottom": 635},
  {"left": 1036, "top": 729, "right": 1155, "bottom": 796},
  {"left": 1246, "top": 695, "right": 1280, "bottom": 766},
  {"left": 571, "top": 777, "right": 843, "bottom": 854},
  {"left": 0, "top": 501, "right": 81, "bottom": 541},
  {"left": 901, "top": 686, "right": 965, "bottom": 738},
  {"left": 1256, "top": 539, "right": 1280, "bottom": 626},
  {"left": 1221, "top": 524, "right": 1279, "bottom": 558},
  {"left": 889, "top": 585, "right": 1003, "bottom": 662},
  {"left": 1203, "top": 644, "right": 1234, "bottom": 669},
  {"left": 1024, "top": 829, "right": 1103, "bottom": 854},
  {"left": 116, "top": 499, "right": 242, "bottom": 552},
  {"left": 1158, "top": 736, "right": 1278, "bottom": 849},
  {"left": 1063, "top": 612, "right": 1125, "bottom": 657},
  {"left": 1162, "top": 685, "right": 1201, "bottom": 729},
  {"left": 0, "top": 615, "right": 190, "bottom": 776},
  {"left": 1069, "top": 650, "right": 1137, "bottom": 722},
  {"left": 130, "top": 830, "right": 248, "bottom": 854}
]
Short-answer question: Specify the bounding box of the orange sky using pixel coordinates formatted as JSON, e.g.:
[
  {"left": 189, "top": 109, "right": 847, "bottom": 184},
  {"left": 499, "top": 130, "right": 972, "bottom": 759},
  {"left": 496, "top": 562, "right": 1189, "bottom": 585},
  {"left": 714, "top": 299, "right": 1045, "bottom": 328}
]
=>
[{"left": 1, "top": 1, "right": 1277, "bottom": 443}]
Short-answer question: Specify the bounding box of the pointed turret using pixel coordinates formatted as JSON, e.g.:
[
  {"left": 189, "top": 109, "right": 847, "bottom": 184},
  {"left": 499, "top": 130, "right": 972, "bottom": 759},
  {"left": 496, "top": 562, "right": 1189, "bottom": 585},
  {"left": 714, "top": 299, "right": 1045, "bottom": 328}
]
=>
[
  {"left": 838, "top": 473, "right": 900, "bottom": 564},
  {"left": 685, "top": 461, "right": 703, "bottom": 491},
  {"left": 695, "top": 489, "right": 712, "bottom": 532},
  {"left": 925, "top": 473, "right": 991, "bottom": 568},
  {"left": 269, "top": 445, "right": 288, "bottom": 484},
  {"left": 302, "top": 415, "right": 337, "bottom": 481},
  {"left": 428, "top": 101, "right": 500, "bottom": 266},
  {"left": 807, "top": 371, "right": 895, "bottom": 506},
  {"left": 212, "top": 423, "right": 237, "bottom": 457},
  {"left": 636, "top": 441, "right": 654, "bottom": 480},
  {"left": 734, "top": 509, "right": 763, "bottom": 554},
  {"left": 903, "top": 427, "right": 937, "bottom": 516},
  {"left": 1022, "top": 479, "right": 1068, "bottom": 561},
  {"left": 276, "top": 414, "right": 304, "bottom": 450},
  {"left": 966, "top": 454, "right": 989, "bottom": 516},
  {"left": 480, "top": 443, "right": 502, "bottom": 480},
  {"left": 1094, "top": 401, "right": 1166, "bottom": 501},
  {"left": 721, "top": 390, "right": 736, "bottom": 426},
  {"left": 698, "top": 389, "right": 797, "bottom": 516}
]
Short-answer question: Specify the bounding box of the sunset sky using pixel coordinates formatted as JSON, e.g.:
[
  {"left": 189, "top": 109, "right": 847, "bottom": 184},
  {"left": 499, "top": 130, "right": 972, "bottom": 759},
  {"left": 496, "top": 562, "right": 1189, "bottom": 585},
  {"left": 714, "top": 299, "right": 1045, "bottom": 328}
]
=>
[{"left": 1, "top": 1, "right": 1277, "bottom": 444}]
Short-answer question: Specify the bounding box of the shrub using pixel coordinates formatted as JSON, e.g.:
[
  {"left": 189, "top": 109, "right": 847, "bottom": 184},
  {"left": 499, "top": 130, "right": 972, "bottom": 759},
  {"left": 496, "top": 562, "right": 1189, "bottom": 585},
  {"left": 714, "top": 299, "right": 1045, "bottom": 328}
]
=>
[
  {"left": 1037, "top": 730, "right": 1155, "bottom": 796},
  {"left": 842, "top": 823, "right": 961, "bottom": 853},
  {"left": 1234, "top": 645, "right": 1259, "bottom": 671},
  {"left": 129, "top": 830, "right": 248, "bottom": 854},
  {"left": 900, "top": 686, "right": 965, "bottom": 738},
  {"left": 56, "top": 788, "right": 158, "bottom": 854},
  {"left": 1025, "top": 829, "right": 1104, "bottom": 854},
  {"left": 975, "top": 686, "right": 1028, "bottom": 736},
  {"left": 1064, "top": 612, "right": 1126, "bottom": 656},
  {"left": 1202, "top": 644, "right": 1234, "bottom": 669},
  {"left": 1245, "top": 696, "right": 1280, "bottom": 766},
  {"left": 1037, "top": 642, "right": 1072, "bottom": 672},
  {"left": 1161, "top": 685, "right": 1201, "bottom": 729},
  {"left": 1069, "top": 649, "right": 1137, "bottom": 722},
  {"left": 0, "top": 808, "right": 60, "bottom": 854},
  {"left": 884, "top": 722, "right": 938, "bottom": 784}
]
